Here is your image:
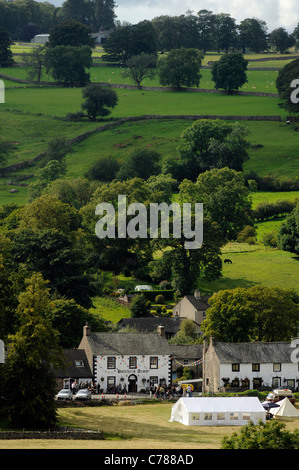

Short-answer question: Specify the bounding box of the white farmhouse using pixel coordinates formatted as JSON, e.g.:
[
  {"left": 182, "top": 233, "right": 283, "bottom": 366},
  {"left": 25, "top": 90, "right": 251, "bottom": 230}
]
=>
[
  {"left": 204, "top": 338, "right": 299, "bottom": 393},
  {"left": 78, "top": 324, "right": 171, "bottom": 393}
]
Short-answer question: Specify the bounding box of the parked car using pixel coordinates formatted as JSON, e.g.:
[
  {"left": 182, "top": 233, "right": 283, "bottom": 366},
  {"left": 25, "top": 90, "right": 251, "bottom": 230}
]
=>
[
  {"left": 266, "top": 388, "right": 295, "bottom": 404},
  {"left": 56, "top": 389, "right": 73, "bottom": 400},
  {"left": 74, "top": 389, "right": 92, "bottom": 400}
]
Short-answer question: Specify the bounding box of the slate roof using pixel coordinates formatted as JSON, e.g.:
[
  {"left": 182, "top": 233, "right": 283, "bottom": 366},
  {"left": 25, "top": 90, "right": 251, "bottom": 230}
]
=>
[
  {"left": 85, "top": 332, "right": 171, "bottom": 356},
  {"left": 212, "top": 341, "right": 295, "bottom": 364},
  {"left": 52, "top": 349, "right": 92, "bottom": 378},
  {"left": 117, "top": 317, "right": 184, "bottom": 335},
  {"left": 170, "top": 344, "right": 203, "bottom": 360},
  {"left": 184, "top": 295, "right": 210, "bottom": 311}
]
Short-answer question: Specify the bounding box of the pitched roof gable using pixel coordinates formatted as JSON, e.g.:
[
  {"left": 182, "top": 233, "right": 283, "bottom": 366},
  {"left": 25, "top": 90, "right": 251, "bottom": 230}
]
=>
[
  {"left": 212, "top": 341, "right": 295, "bottom": 364},
  {"left": 86, "top": 332, "right": 171, "bottom": 356}
]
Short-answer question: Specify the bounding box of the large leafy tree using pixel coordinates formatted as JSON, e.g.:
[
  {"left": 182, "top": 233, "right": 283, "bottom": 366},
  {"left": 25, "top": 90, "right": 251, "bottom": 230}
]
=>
[
  {"left": 214, "top": 13, "right": 238, "bottom": 53},
  {"left": 177, "top": 119, "right": 250, "bottom": 179},
  {"left": 0, "top": 26, "right": 14, "bottom": 67},
  {"left": 81, "top": 84, "right": 118, "bottom": 120},
  {"left": 116, "top": 148, "right": 161, "bottom": 181},
  {"left": 197, "top": 10, "right": 217, "bottom": 53},
  {"left": 179, "top": 167, "right": 252, "bottom": 242},
  {"left": 45, "top": 45, "right": 92, "bottom": 86},
  {"left": 269, "top": 27, "right": 295, "bottom": 54},
  {"left": 158, "top": 48, "right": 202, "bottom": 88},
  {"left": 122, "top": 53, "right": 157, "bottom": 89},
  {"left": 48, "top": 19, "right": 94, "bottom": 48},
  {"left": 201, "top": 286, "right": 299, "bottom": 342},
  {"left": 103, "top": 20, "right": 157, "bottom": 63},
  {"left": 212, "top": 53, "right": 248, "bottom": 92},
  {"left": 276, "top": 60, "right": 299, "bottom": 114},
  {"left": 239, "top": 18, "right": 268, "bottom": 53},
  {"left": 222, "top": 421, "right": 299, "bottom": 449},
  {"left": 94, "top": 0, "right": 116, "bottom": 30},
  {"left": 0, "top": 273, "right": 64, "bottom": 428},
  {"left": 9, "top": 228, "right": 96, "bottom": 309}
]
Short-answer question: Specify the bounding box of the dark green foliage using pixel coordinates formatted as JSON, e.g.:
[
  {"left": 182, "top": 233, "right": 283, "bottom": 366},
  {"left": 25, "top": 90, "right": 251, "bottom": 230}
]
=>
[
  {"left": 158, "top": 48, "right": 202, "bottom": 88},
  {"left": 0, "top": 273, "right": 64, "bottom": 428},
  {"left": 122, "top": 53, "right": 157, "bottom": 88},
  {"left": 201, "top": 286, "right": 299, "bottom": 342},
  {"left": 9, "top": 229, "right": 96, "bottom": 309},
  {"left": 277, "top": 201, "right": 299, "bottom": 254},
  {"left": 117, "top": 149, "right": 161, "bottom": 181},
  {"left": 129, "top": 293, "right": 150, "bottom": 318},
  {"left": 177, "top": 119, "right": 250, "bottom": 178},
  {"left": 81, "top": 84, "right": 118, "bottom": 119},
  {"left": 0, "top": 27, "right": 14, "bottom": 67},
  {"left": 269, "top": 27, "right": 295, "bottom": 54},
  {"left": 212, "top": 53, "right": 248, "bottom": 92},
  {"left": 85, "top": 155, "right": 120, "bottom": 181},
  {"left": 276, "top": 59, "right": 299, "bottom": 114},
  {"left": 103, "top": 20, "right": 157, "bottom": 63},
  {"left": 48, "top": 19, "right": 94, "bottom": 48},
  {"left": 45, "top": 45, "right": 92, "bottom": 86},
  {"left": 222, "top": 421, "right": 299, "bottom": 449}
]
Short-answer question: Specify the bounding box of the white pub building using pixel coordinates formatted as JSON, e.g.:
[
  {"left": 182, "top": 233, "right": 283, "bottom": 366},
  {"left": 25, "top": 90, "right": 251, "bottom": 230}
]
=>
[{"left": 79, "top": 324, "right": 172, "bottom": 393}]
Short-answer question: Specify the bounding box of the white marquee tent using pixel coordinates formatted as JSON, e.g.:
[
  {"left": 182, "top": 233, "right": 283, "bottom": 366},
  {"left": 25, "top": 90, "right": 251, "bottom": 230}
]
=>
[
  {"left": 169, "top": 397, "right": 266, "bottom": 426},
  {"left": 271, "top": 398, "right": 299, "bottom": 418}
]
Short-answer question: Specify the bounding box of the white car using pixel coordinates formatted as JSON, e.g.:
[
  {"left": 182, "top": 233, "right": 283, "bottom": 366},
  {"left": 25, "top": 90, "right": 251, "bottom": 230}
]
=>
[
  {"left": 74, "top": 389, "right": 92, "bottom": 400},
  {"left": 56, "top": 389, "right": 73, "bottom": 400}
]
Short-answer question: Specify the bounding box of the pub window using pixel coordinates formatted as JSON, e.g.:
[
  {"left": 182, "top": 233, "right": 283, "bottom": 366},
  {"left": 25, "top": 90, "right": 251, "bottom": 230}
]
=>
[
  {"left": 273, "top": 363, "right": 281, "bottom": 372},
  {"left": 107, "top": 376, "right": 115, "bottom": 386},
  {"left": 252, "top": 363, "right": 260, "bottom": 372},
  {"left": 107, "top": 357, "right": 116, "bottom": 369},
  {"left": 150, "top": 376, "right": 158, "bottom": 385},
  {"left": 129, "top": 356, "right": 137, "bottom": 368},
  {"left": 272, "top": 377, "right": 281, "bottom": 388},
  {"left": 150, "top": 357, "right": 158, "bottom": 369},
  {"left": 232, "top": 363, "right": 240, "bottom": 372}
]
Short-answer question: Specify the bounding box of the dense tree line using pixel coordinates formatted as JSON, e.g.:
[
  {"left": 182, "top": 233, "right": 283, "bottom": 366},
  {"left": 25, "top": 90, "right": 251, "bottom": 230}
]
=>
[{"left": 1, "top": 0, "right": 298, "bottom": 54}]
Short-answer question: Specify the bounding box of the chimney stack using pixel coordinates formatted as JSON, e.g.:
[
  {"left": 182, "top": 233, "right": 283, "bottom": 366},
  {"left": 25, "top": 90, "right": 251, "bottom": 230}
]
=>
[
  {"left": 83, "top": 322, "right": 91, "bottom": 337},
  {"left": 157, "top": 325, "right": 165, "bottom": 337},
  {"left": 194, "top": 290, "right": 201, "bottom": 299}
]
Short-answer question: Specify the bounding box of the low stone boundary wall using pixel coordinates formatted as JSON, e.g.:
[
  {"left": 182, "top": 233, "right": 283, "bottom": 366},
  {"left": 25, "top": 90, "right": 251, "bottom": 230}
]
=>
[
  {"left": 0, "top": 429, "right": 104, "bottom": 440},
  {"left": 0, "top": 114, "right": 282, "bottom": 176}
]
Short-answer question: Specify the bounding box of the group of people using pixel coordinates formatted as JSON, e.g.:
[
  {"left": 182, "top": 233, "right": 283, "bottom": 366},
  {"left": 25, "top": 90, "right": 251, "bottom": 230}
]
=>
[
  {"left": 70, "top": 380, "right": 194, "bottom": 397},
  {"left": 106, "top": 383, "right": 127, "bottom": 395},
  {"left": 149, "top": 383, "right": 193, "bottom": 398}
]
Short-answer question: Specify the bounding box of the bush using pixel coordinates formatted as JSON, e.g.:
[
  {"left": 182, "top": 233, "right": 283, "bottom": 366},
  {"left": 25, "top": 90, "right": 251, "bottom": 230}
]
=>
[
  {"left": 262, "top": 231, "right": 278, "bottom": 247},
  {"left": 237, "top": 225, "right": 257, "bottom": 243},
  {"left": 155, "top": 294, "right": 165, "bottom": 304},
  {"left": 222, "top": 420, "right": 299, "bottom": 449}
]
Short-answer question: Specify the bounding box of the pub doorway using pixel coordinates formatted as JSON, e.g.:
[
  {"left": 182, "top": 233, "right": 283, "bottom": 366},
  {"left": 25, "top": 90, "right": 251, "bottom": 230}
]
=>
[{"left": 128, "top": 374, "right": 137, "bottom": 393}]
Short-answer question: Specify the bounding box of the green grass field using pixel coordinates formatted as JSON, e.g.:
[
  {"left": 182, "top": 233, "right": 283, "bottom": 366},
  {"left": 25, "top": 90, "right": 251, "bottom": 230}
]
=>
[
  {"left": 0, "top": 64, "right": 283, "bottom": 94},
  {"left": 1, "top": 401, "right": 298, "bottom": 449},
  {"left": 198, "top": 245, "right": 299, "bottom": 294}
]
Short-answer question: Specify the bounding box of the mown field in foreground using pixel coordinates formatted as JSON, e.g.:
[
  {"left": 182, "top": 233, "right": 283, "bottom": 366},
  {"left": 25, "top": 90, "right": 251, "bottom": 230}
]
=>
[{"left": 1, "top": 401, "right": 299, "bottom": 449}]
